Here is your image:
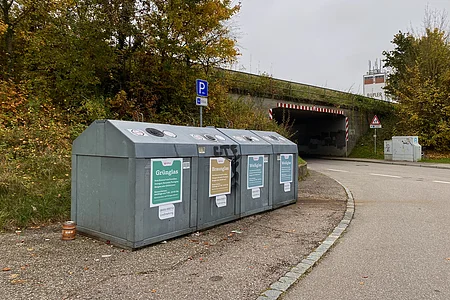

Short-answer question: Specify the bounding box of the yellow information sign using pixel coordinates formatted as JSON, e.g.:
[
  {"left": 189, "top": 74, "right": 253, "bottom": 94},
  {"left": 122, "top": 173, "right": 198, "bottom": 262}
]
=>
[{"left": 209, "top": 157, "right": 231, "bottom": 197}]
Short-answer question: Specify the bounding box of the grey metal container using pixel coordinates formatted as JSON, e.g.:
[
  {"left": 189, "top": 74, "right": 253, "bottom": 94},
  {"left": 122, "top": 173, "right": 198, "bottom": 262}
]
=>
[
  {"left": 187, "top": 126, "right": 241, "bottom": 230},
  {"left": 250, "top": 131, "right": 298, "bottom": 208},
  {"left": 217, "top": 128, "right": 273, "bottom": 217},
  {"left": 71, "top": 120, "right": 198, "bottom": 249}
]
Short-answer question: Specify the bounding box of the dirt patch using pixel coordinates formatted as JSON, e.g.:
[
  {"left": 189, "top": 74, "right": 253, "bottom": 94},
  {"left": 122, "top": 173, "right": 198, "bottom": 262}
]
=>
[{"left": 0, "top": 170, "right": 346, "bottom": 300}]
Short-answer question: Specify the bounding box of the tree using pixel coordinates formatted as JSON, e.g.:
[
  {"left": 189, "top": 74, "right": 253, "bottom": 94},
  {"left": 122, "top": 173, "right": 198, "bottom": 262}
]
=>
[
  {"left": 22, "top": 0, "right": 117, "bottom": 108},
  {"left": 383, "top": 14, "right": 450, "bottom": 151},
  {"left": 1, "top": 1, "right": 38, "bottom": 77},
  {"left": 120, "top": 0, "right": 240, "bottom": 124},
  {"left": 1, "top": 0, "right": 242, "bottom": 126}
]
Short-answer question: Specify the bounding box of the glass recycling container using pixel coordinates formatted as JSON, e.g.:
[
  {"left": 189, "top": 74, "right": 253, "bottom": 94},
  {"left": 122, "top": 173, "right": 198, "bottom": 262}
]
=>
[
  {"left": 72, "top": 120, "right": 298, "bottom": 249},
  {"left": 189, "top": 126, "right": 241, "bottom": 230},
  {"left": 71, "top": 120, "right": 198, "bottom": 249},
  {"left": 217, "top": 128, "right": 273, "bottom": 217},
  {"left": 250, "top": 130, "right": 298, "bottom": 208}
]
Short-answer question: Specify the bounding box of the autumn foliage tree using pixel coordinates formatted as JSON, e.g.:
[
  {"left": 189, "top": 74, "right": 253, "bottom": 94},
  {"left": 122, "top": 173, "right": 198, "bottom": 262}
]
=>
[
  {"left": 383, "top": 12, "right": 450, "bottom": 151},
  {"left": 1, "top": 1, "right": 291, "bottom": 229},
  {"left": 125, "top": 0, "right": 241, "bottom": 124},
  {"left": 1, "top": 0, "right": 242, "bottom": 123}
]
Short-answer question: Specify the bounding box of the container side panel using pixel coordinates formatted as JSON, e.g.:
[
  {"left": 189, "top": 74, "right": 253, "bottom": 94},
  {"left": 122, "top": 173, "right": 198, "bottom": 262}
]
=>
[
  {"left": 190, "top": 157, "right": 199, "bottom": 228},
  {"left": 72, "top": 121, "right": 105, "bottom": 156},
  {"left": 100, "top": 157, "right": 130, "bottom": 239},
  {"left": 71, "top": 155, "right": 77, "bottom": 222},
  {"left": 75, "top": 156, "right": 101, "bottom": 231},
  {"left": 127, "top": 158, "right": 137, "bottom": 242}
]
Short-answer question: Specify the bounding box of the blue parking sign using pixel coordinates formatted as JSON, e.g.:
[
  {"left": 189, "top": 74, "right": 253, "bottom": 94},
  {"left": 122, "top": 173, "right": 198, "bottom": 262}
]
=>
[{"left": 196, "top": 79, "right": 208, "bottom": 97}]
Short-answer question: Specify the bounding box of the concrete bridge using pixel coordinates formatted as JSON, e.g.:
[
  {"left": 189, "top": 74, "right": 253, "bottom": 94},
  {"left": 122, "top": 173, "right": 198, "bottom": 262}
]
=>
[{"left": 224, "top": 70, "right": 392, "bottom": 156}]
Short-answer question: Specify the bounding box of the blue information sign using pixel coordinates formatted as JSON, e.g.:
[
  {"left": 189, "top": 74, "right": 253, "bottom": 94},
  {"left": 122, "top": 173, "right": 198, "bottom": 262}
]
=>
[
  {"left": 280, "top": 154, "right": 293, "bottom": 184},
  {"left": 247, "top": 155, "right": 264, "bottom": 189},
  {"left": 196, "top": 79, "right": 208, "bottom": 97}
]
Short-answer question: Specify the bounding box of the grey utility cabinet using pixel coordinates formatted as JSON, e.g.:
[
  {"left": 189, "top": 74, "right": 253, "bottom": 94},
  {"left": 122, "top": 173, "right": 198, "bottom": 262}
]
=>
[
  {"left": 217, "top": 128, "right": 273, "bottom": 217},
  {"left": 71, "top": 120, "right": 198, "bottom": 249},
  {"left": 189, "top": 126, "right": 241, "bottom": 230},
  {"left": 251, "top": 130, "right": 298, "bottom": 208}
]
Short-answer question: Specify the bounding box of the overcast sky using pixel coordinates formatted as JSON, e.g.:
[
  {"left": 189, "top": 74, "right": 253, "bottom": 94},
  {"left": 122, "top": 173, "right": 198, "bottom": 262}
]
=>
[{"left": 232, "top": 0, "right": 450, "bottom": 94}]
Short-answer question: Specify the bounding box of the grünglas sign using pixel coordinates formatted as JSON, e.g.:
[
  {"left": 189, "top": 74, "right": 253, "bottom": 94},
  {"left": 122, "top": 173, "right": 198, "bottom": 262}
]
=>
[
  {"left": 150, "top": 158, "right": 183, "bottom": 207},
  {"left": 280, "top": 154, "right": 293, "bottom": 184},
  {"left": 247, "top": 155, "right": 264, "bottom": 189}
]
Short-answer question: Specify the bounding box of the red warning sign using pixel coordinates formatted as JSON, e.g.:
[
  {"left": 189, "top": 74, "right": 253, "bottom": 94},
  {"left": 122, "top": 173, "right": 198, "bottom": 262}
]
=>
[{"left": 370, "top": 115, "right": 382, "bottom": 128}]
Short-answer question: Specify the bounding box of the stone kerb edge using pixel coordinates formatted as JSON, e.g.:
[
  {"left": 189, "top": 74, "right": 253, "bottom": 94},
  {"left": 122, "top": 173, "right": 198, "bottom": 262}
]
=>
[
  {"left": 298, "top": 163, "right": 308, "bottom": 180},
  {"left": 257, "top": 177, "right": 355, "bottom": 300}
]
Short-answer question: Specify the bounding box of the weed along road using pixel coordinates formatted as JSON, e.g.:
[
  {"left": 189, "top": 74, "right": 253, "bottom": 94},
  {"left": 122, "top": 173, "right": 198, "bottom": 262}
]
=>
[{"left": 283, "top": 159, "right": 450, "bottom": 300}]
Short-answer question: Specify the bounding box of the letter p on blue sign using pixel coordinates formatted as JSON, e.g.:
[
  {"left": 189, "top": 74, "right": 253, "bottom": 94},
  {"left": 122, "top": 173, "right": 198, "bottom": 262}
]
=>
[{"left": 196, "top": 79, "right": 208, "bottom": 97}]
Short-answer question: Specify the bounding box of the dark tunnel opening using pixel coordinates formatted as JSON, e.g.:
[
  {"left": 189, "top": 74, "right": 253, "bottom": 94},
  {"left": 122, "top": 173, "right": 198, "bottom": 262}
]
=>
[{"left": 272, "top": 107, "right": 347, "bottom": 157}]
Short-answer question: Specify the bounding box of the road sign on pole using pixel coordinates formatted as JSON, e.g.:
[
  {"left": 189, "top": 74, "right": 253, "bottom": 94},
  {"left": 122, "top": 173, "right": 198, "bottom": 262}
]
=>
[
  {"left": 196, "top": 79, "right": 208, "bottom": 127},
  {"left": 196, "top": 96, "right": 208, "bottom": 106},
  {"left": 370, "top": 115, "right": 382, "bottom": 154},
  {"left": 196, "top": 79, "right": 208, "bottom": 97},
  {"left": 370, "top": 115, "right": 382, "bottom": 129}
]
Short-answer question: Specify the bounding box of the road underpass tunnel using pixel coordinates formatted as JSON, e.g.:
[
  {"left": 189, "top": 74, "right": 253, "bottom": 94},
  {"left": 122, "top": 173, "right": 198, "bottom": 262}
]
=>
[{"left": 272, "top": 107, "right": 347, "bottom": 157}]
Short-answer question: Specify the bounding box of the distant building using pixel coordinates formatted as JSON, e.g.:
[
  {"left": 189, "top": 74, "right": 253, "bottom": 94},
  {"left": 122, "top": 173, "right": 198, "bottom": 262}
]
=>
[{"left": 363, "top": 60, "right": 393, "bottom": 102}]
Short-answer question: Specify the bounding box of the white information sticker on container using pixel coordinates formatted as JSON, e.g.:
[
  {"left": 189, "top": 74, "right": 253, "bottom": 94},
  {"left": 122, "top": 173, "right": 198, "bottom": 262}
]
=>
[
  {"left": 251, "top": 188, "right": 261, "bottom": 199},
  {"left": 215, "top": 195, "right": 227, "bottom": 208},
  {"left": 284, "top": 182, "right": 291, "bottom": 192},
  {"left": 183, "top": 161, "right": 190, "bottom": 169},
  {"left": 158, "top": 204, "right": 175, "bottom": 220}
]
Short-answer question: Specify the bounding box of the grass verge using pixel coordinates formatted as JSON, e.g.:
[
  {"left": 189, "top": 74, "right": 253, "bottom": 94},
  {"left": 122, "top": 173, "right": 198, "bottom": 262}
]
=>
[
  {"left": 420, "top": 151, "right": 450, "bottom": 163},
  {"left": 0, "top": 154, "right": 71, "bottom": 230},
  {"left": 349, "top": 113, "right": 396, "bottom": 159}
]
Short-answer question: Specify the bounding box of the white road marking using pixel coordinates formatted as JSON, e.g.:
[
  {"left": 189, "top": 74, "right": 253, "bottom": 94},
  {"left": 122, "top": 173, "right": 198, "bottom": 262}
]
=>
[
  {"left": 370, "top": 173, "right": 402, "bottom": 178},
  {"left": 433, "top": 180, "right": 450, "bottom": 184},
  {"left": 327, "top": 169, "right": 349, "bottom": 173}
]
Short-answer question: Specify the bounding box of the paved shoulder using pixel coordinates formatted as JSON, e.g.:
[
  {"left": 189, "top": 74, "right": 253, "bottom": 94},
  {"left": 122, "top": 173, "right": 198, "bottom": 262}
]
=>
[{"left": 0, "top": 170, "right": 346, "bottom": 300}]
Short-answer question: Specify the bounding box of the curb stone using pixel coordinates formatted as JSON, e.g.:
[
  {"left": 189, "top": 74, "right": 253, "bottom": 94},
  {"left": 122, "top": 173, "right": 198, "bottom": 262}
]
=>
[
  {"left": 257, "top": 177, "right": 354, "bottom": 299},
  {"left": 298, "top": 163, "right": 308, "bottom": 180}
]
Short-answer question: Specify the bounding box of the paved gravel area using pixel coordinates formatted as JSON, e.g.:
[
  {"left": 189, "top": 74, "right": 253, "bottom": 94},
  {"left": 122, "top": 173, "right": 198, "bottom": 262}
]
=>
[{"left": 1, "top": 170, "right": 346, "bottom": 300}]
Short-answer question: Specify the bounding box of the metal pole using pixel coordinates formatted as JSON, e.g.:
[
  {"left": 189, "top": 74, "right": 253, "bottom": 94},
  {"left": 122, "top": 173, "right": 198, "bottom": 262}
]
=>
[
  {"left": 200, "top": 106, "right": 203, "bottom": 127},
  {"left": 346, "top": 137, "right": 349, "bottom": 157},
  {"left": 374, "top": 128, "right": 377, "bottom": 154}
]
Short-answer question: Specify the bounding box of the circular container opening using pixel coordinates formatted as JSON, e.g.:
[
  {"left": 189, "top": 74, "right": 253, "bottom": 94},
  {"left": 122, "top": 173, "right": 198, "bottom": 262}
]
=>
[
  {"left": 204, "top": 134, "right": 217, "bottom": 141},
  {"left": 215, "top": 135, "right": 226, "bottom": 141},
  {"left": 145, "top": 128, "right": 164, "bottom": 137},
  {"left": 269, "top": 135, "right": 279, "bottom": 141},
  {"left": 163, "top": 130, "right": 177, "bottom": 138}
]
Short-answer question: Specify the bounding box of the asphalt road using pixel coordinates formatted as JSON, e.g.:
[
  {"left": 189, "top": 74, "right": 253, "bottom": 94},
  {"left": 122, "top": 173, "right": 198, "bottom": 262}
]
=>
[{"left": 283, "top": 159, "right": 450, "bottom": 300}]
